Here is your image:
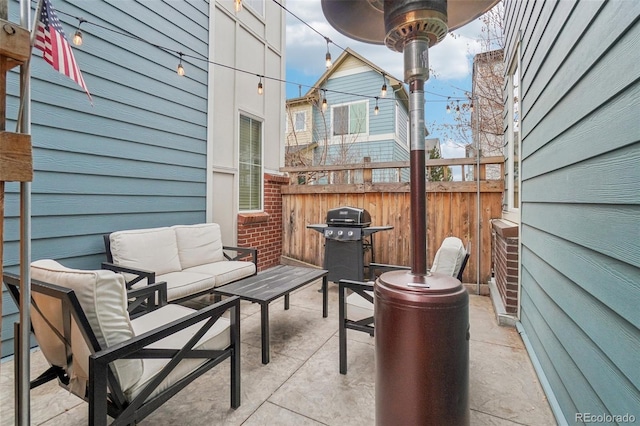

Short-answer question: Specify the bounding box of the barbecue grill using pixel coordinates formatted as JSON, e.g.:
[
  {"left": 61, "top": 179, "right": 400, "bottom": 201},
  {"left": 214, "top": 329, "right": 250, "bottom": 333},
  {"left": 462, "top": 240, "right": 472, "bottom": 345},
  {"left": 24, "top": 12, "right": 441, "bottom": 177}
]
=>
[{"left": 308, "top": 207, "right": 392, "bottom": 282}]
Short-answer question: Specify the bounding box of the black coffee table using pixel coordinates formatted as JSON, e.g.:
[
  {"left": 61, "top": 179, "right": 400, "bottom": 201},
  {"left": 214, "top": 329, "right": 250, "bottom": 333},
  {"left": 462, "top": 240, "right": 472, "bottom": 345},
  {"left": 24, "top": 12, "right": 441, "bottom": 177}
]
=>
[{"left": 213, "top": 265, "right": 329, "bottom": 364}]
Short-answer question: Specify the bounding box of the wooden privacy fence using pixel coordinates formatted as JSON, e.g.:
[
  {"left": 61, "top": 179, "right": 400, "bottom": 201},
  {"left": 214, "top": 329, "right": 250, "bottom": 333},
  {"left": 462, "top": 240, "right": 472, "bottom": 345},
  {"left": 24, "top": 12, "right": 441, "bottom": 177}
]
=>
[{"left": 280, "top": 156, "right": 504, "bottom": 286}]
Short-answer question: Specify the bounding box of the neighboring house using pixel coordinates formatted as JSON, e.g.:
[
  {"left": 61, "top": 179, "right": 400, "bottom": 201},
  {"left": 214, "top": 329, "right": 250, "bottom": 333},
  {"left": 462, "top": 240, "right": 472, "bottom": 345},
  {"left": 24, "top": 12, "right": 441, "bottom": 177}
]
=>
[
  {"left": 285, "top": 94, "right": 317, "bottom": 168},
  {"left": 499, "top": 0, "right": 640, "bottom": 422},
  {"left": 1, "top": 0, "right": 285, "bottom": 356},
  {"left": 468, "top": 49, "right": 504, "bottom": 181},
  {"left": 285, "top": 48, "right": 410, "bottom": 183}
]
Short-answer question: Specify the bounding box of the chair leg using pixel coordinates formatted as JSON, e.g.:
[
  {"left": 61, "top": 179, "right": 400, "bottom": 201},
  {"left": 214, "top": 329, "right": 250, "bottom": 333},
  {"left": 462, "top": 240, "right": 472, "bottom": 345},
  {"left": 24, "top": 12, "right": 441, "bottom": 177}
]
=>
[
  {"left": 89, "top": 356, "right": 109, "bottom": 426},
  {"left": 230, "top": 304, "right": 241, "bottom": 408},
  {"left": 338, "top": 282, "right": 347, "bottom": 375}
]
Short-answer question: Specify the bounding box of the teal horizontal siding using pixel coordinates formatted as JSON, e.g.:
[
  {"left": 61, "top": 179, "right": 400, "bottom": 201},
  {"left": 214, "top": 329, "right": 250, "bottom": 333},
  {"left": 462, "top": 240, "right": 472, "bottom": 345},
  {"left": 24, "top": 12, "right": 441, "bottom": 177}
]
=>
[
  {"left": 2, "top": 0, "right": 210, "bottom": 357},
  {"left": 507, "top": 0, "right": 640, "bottom": 422}
]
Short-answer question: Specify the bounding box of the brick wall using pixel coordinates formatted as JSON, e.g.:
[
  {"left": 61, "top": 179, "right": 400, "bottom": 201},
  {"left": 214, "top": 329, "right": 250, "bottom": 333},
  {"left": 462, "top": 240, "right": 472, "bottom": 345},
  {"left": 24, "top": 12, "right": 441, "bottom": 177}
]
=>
[
  {"left": 237, "top": 173, "right": 288, "bottom": 271},
  {"left": 491, "top": 219, "right": 519, "bottom": 314}
]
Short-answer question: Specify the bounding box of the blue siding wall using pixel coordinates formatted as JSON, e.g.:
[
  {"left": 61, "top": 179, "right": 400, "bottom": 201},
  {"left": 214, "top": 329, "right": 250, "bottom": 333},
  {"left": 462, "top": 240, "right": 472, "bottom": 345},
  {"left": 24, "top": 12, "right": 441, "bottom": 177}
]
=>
[
  {"left": 505, "top": 0, "right": 640, "bottom": 421},
  {"left": 2, "top": 0, "right": 210, "bottom": 356},
  {"left": 311, "top": 64, "right": 409, "bottom": 169}
]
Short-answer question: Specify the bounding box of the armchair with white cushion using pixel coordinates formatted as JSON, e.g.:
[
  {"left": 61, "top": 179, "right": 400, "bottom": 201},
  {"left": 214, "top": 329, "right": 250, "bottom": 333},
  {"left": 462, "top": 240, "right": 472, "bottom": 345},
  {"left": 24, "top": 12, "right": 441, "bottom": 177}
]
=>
[
  {"left": 339, "top": 237, "right": 470, "bottom": 374},
  {"left": 3, "top": 259, "right": 240, "bottom": 425}
]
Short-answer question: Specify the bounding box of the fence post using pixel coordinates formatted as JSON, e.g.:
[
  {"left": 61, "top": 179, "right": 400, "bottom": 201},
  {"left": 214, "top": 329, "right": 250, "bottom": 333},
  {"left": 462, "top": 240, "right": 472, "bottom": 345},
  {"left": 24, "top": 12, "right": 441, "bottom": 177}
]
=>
[{"left": 363, "top": 157, "right": 372, "bottom": 183}]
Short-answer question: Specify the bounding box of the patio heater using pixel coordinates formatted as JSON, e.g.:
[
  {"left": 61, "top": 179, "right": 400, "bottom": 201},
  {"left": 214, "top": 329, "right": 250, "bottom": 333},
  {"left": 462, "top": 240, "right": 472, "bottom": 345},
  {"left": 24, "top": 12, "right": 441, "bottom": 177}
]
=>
[{"left": 321, "top": 1, "right": 498, "bottom": 424}]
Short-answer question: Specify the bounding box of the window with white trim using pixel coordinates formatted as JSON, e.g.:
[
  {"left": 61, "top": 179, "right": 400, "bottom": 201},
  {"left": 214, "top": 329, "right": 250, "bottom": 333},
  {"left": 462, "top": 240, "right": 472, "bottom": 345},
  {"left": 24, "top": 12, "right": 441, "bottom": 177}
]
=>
[
  {"left": 294, "top": 111, "right": 306, "bottom": 132},
  {"left": 332, "top": 101, "right": 367, "bottom": 137},
  {"left": 505, "top": 49, "right": 521, "bottom": 213},
  {"left": 239, "top": 115, "right": 262, "bottom": 211}
]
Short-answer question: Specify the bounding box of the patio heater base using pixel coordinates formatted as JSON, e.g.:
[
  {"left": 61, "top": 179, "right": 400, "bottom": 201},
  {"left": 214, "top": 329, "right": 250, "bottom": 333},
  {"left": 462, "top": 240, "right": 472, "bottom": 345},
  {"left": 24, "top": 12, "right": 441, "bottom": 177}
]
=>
[{"left": 375, "top": 270, "right": 470, "bottom": 425}]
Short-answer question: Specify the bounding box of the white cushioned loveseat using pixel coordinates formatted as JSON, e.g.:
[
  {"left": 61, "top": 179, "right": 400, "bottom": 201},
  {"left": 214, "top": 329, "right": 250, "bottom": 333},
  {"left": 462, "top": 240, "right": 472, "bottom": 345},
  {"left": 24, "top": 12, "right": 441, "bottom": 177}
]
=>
[{"left": 102, "top": 223, "right": 257, "bottom": 303}]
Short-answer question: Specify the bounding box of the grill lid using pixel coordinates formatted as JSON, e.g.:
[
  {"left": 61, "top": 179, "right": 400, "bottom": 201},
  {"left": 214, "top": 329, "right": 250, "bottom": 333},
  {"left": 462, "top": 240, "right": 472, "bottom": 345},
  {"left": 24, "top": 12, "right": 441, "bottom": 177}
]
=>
[{"left": 326, "top": 206, "right": 371, "bottom": 227}]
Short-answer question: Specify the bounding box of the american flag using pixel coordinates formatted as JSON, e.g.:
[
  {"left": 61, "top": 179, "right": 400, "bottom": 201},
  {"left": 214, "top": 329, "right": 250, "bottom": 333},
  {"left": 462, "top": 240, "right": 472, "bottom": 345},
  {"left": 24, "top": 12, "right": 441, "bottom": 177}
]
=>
[{"left": 34, "top": 0, "right": 92, "bottom": 103}]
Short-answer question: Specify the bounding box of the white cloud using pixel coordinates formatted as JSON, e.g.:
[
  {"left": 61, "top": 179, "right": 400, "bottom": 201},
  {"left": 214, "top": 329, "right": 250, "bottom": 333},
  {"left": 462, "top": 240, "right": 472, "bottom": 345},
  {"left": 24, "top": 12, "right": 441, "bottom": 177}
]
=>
[
  {"left": 285, "top": 1, "right": 489, "bottom": 83},
  {"left": 440, "top": 138, "right": 466, "bottom": 159}
]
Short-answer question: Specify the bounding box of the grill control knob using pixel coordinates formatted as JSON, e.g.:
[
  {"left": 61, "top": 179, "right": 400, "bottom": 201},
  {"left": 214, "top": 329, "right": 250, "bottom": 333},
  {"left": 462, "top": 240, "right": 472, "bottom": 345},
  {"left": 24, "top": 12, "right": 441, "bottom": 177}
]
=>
[
  {"left": 326, "top": 230, "right": 333, "bottom": 236},
  {"left": 348, "top": 231, "right": 354, "bottom": 236},
  {"left": 338, "top": 230, "right": 343, "bottom": 236}
]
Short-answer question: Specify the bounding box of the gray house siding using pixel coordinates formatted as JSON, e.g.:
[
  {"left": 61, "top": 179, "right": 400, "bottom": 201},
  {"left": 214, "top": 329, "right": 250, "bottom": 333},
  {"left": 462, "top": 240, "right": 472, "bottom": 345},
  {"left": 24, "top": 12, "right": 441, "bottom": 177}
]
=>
[
  {"left": 505, "top": 0, "right": 640, "bottom": 422},
  {"left": 2, "top": 0, "right": 210, "bottom": 356}
]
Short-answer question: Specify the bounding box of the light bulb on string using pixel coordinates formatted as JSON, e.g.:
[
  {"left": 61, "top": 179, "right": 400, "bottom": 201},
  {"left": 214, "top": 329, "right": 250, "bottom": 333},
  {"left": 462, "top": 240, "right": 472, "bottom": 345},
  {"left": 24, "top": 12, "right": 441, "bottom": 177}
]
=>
[
  {"left": 374, "top": 97, "right": 379, "bottom": 115},
  {"left": 325, "top": 38, "right": 332, "bottom": 68},
  {"left": 321, "top": 90, "right": 328, "bottom": 111},
  {"left": 73, "top": 17, "right": 86, "bottom": 46},
  {"left": 380, "top": 73, "right": 387, "bottom": 98},
  {"left": 446, "top": 97, "right": 451, "bottom": 114},
  {"left": 469, "top": 101, "right": 474, "bottom": 113},
  {"left": 177, "top": 53, "right": 185, "bottom": 76},
  {"left": 234, "top": 0, "right": 242, "bottom": 13},
  {"left": 455, "top": 101, "right": 460, "bottom": 115},
  {"left": 257, "top": 76, "right": 263, "bottom": 95}
]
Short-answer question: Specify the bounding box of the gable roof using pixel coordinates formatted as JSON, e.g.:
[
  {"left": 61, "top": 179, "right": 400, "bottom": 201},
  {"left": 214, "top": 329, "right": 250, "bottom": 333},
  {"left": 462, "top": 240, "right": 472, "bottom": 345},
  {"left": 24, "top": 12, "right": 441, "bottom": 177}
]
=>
[{"left": 287, "top": 47, "right": 409, "bottom": 108}]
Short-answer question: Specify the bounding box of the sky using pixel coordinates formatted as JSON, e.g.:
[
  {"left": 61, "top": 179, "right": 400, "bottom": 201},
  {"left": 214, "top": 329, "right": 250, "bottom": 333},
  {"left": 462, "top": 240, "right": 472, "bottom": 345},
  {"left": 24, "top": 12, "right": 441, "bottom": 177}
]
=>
[{"left": 283, "top": 1, "right": 494, "bottom": 159}]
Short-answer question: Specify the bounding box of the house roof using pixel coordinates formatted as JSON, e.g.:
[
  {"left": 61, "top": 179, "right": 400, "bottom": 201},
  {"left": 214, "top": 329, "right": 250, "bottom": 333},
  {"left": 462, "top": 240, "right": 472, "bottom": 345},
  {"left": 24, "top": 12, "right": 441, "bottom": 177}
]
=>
[{"left": 286, "top": 47, "right": 409, "bottom": 107}]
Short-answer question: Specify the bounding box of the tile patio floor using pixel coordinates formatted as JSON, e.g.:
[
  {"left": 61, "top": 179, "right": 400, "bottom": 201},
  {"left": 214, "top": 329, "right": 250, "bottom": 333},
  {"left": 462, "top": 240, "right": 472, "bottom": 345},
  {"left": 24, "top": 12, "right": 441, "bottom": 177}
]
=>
[{"left": 1, "top": 280, "right": 555, "bottom": 425}]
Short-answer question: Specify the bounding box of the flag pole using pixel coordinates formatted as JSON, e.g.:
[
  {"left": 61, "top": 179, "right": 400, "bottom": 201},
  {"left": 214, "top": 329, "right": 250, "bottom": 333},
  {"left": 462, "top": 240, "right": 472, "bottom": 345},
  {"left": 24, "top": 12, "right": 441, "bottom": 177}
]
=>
[
  {"left": 15, "top": 0, "right": 41, "bottom": 132},
  {"left": 16, "top": 0, "right": 39, "bottom": 424}
]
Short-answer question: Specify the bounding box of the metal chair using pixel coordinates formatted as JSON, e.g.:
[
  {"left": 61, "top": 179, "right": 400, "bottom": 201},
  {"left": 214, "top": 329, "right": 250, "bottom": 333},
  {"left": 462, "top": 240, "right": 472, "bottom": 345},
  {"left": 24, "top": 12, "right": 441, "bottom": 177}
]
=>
[
  {"left": 3, "top": 259, "right": 240, "bottom": 425},
  {"left": 339, "top": 237, "right": 470, "bottom": 374}
]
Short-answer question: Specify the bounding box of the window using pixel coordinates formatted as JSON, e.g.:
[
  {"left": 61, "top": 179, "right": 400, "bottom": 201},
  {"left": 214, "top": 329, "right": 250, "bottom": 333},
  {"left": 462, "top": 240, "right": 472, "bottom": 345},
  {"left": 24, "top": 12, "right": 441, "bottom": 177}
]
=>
[
  {"left": 332, "top": 101, "right": 367, "bottom": 136},
  {"left": 294, "top": 111, "right": 306, "bottom": 131},
  {"left": 505, "top": 49, "right": 521, "bottom": 214},
  {"left": 239, "top": 115, "right": 262, "bottom": 211}
]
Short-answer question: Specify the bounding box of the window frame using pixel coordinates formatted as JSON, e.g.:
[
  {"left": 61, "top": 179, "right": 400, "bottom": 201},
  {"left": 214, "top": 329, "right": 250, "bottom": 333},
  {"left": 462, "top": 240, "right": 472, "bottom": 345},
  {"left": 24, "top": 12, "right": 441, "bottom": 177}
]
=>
[
  {"left": 504, "top": 43, "right": 521, "bottom": 222},
  {"left": 330, "top": 100, "right": 369, "bottom": 141},
  {"left": 238, "top": 113, "right": 264, "bottom": 213},
  {"left": 294, "top": 111, "right": 306, "bottom": 132}
]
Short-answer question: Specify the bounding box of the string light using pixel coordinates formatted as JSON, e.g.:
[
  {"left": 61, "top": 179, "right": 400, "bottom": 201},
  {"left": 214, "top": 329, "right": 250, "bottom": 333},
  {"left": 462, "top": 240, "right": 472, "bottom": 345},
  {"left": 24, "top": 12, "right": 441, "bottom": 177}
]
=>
[
  {"left": 321, "top": 90, "right": 328, "bottom": 111},
  {"left": 257, "top": 76, "right": 263, "bottom": 95},
  {"left": 380, "top": 73, "right": 387, "bottom": 98},
  {"left": 374, "top": 97, "right": 379, "bottom": 115},
  {"left": 72, "top": 17, "right": 86, "bottom": 46},
  {"left": 177, "top": 52, "right": 185, "bottom": 76},
  {"left": 446, "top": 97, "right": 451, "bottom": 113},
  {"left": 234, "top": 0, "right": 242, "bottom": 13},
  {"left": 470, "top": 101, "right": 474, "bottom": 113},
  {"left": 52, "top": 4, "right": 471, "bottom": 104},
  {"left": 455, "top": 101, "right": 460, "bottom": 115},
  {"left": 325, "top": 38, "right": 332, "bottom": 69}
]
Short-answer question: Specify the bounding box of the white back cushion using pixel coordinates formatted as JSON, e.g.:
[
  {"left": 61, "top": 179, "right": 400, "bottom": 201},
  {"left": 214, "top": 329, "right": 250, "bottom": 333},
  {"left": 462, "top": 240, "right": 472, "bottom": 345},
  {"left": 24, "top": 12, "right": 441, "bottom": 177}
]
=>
[
  {"left": 30, "top": 259, "right": 143, "bottom": 393},
  {"left": 431, "top": 237, "right": 466, "bottom": 278},
  {"left": 109, "top": 227, "right": 182, "bottom": 275},
  {"left": 172, "top": 223, "right": 225, "bottom": 269}
]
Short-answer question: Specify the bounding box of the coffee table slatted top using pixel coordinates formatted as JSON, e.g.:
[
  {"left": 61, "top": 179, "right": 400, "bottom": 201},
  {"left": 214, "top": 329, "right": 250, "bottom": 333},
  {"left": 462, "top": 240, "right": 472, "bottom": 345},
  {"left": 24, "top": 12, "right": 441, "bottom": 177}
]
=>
[{"left": 213, "top": 265, "right": 328, "bottom": 304}]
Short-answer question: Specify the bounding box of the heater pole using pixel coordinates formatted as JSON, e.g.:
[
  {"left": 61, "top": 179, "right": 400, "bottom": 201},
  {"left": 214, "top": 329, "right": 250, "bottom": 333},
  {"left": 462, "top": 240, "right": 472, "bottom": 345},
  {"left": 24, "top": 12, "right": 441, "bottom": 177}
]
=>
[{"left": 404, "top": 38, "right": 430, "bottom": 276}]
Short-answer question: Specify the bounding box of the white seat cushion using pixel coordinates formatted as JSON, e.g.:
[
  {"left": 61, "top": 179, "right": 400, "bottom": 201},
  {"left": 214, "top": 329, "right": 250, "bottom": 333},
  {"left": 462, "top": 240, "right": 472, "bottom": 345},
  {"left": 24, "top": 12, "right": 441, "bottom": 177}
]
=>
[
  {"left": 109, "top": 227, "right": 182, "bottom": 276},
  {"left": 346, "top": 290, "right": 374, "bottom": 322},
  {"left": 184, "top": 261, "right": 256, "bottom": 287},
  {"left": 126, "top": 304, "right": 231, "bottom": 402},
  {"left": 431, "top": 237, "right": 466, "bottom": 278},
  {"left": 30, "top": 260, "right": 143, "bottom": 394},
  {"left": 154, "top": 271, "right": 217, "bottom": 302},
  {"left": 172, "top": 223, "right": 225, "bottom": 269}
]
